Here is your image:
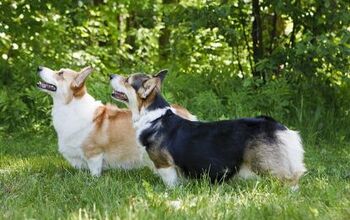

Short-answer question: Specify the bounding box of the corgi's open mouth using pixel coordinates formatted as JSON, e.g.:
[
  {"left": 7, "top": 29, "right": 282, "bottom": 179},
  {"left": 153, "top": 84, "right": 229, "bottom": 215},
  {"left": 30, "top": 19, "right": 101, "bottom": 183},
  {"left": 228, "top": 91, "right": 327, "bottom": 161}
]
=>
[
  {"left": 37, "top": 81, "right": 57, "bottom": 92},
  {"left": 112, "top": 90, "right": 128, "bottom": 102}
]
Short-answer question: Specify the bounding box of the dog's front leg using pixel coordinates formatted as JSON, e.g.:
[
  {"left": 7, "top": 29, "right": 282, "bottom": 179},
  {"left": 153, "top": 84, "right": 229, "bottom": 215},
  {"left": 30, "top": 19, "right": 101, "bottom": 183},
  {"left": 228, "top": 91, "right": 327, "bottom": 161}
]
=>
[
  {"left": 157, "top": 166, "right": 178, "bottom": 187},
  {"left": 86, "top": 154, "right": 104, "bottom": 177},
  {"left": 145, "top": 146, "right": 178, "bottom": 187}
]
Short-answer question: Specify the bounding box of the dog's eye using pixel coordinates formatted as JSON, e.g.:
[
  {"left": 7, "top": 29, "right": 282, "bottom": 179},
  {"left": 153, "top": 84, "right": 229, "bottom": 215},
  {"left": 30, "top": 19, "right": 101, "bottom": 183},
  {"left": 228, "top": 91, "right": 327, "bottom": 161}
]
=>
[
  {"left": 58, "top": 71, "right": 64, "bottom": 76},
  {"left": 125, "top": 77, "right": 129, "bottom": 83}
]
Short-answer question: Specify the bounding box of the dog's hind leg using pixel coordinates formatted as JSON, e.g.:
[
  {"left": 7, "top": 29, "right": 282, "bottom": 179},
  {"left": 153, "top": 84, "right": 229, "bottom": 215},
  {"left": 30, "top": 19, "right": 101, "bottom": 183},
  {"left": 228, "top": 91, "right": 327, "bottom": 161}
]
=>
[
  {"left": 87, "top": 153, "right": 104, "bottom": 177},
  {"left": 277, "top": 130, "right": 306, "bottom": 184},
  {"left": 237, "top": 163, "right": 259, "bottom": 180},
  {"left": 249, "top": 129, "right": 306, "bottom": 188},
  {"left": 266, "top": 130, "right": 306, "bottom": 188}
]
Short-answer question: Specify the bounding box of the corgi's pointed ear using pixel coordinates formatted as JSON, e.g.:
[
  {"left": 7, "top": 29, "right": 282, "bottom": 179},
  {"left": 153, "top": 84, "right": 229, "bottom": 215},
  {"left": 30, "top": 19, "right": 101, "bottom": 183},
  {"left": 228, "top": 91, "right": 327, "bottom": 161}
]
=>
[
  {"left": 153, "top": 69, "right": 168, "bottom": 83},
  {"left": 73, "top": 66, "right": 93, "bottom": 87},
  {"left": 138, "top": 77, "right": 159, "bottom": 99}
]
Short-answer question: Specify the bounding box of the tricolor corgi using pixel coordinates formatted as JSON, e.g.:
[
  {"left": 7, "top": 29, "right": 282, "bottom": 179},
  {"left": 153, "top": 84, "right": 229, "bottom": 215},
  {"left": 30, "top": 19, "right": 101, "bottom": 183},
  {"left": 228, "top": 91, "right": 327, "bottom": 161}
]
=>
[
  {"left": 36, "top": 66, "right": 196, "bottom": 176},
  {"left": 109, "top": 70, "right": 306, "bottom": 188}
]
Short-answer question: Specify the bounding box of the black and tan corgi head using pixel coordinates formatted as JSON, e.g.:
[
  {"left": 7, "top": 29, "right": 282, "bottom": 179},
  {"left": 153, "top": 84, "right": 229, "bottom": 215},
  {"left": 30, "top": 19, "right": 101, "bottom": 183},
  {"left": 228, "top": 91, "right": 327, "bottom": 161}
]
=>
[
  {"left": 109, "top": 70, "right": 169, "bottom": 113},
  {"left": 37, "top": 66, "right": 93, "bottom": 104}
]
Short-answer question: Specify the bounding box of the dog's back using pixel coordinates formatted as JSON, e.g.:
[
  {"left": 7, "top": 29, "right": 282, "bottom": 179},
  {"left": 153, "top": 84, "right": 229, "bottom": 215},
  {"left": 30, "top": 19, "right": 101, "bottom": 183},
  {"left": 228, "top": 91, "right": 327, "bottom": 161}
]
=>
[
  {"left": 142, "top": 111, "right": 306, "bottom": 184},
  {"left": 84, "top": 104, "right": 144, "bottom": 169}
]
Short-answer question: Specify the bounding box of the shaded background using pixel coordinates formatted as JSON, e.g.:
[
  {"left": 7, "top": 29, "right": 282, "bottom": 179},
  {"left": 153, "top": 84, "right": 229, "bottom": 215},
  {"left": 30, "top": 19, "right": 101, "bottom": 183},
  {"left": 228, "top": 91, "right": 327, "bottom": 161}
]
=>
[{"left": 0, "top": 0, "right": 349, "bottom": 144}]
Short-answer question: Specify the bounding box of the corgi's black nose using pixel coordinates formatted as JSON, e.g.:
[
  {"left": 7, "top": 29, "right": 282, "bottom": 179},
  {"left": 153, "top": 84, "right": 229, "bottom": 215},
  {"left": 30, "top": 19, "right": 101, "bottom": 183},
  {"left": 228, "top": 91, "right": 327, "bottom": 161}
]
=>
[
  {"left": 109, "top": 74, "right": 116, "bottom": 80},
  {"left": 37, "top": 66, "right": 43, "bottom": 72}
]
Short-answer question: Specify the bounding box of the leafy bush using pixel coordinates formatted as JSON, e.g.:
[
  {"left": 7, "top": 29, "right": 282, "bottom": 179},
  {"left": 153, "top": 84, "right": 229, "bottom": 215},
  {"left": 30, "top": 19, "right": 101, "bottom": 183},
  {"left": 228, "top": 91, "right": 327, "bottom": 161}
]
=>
[{"left": 0, "top": 0, "right": 349, "bottom": 143}]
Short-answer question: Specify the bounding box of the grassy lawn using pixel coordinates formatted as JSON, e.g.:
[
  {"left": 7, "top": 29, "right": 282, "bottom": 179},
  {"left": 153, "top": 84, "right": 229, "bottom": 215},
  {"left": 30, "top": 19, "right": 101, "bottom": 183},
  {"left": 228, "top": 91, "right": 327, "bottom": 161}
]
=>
[{"left": 1, "top": 132, "right": 349, "bottom": 220}]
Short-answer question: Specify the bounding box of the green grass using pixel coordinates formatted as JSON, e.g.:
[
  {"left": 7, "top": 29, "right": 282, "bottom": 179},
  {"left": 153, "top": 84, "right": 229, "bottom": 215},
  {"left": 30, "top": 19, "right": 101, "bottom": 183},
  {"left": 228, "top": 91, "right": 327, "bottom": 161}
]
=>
[{"left": 1, "top": 132, "right": 349, "bottom": 220}]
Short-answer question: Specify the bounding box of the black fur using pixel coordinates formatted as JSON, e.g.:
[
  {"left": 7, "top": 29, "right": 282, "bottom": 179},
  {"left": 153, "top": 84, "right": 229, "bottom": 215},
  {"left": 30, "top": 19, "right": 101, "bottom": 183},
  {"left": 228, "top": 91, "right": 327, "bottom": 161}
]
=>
[
  {"left": 129, "top": 73, "right": 149, "bottom": 91},
  {"left": 147, "top": 94, "right": 170, "bottom": 111},
  {"left": 129, "top": 73, "right": 170, "bottom": 111},
  {"left": 139, "top": 103, "right": 287, "bottom": 183}
]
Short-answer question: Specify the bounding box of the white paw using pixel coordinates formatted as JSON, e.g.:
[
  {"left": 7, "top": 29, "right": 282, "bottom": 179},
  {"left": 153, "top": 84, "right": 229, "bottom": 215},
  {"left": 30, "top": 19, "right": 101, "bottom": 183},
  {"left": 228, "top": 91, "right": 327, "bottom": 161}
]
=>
[
  {"left": 158, "top": 167, "right": 178, "bottom": 187},
  {"left": 90, "top": 170, "right": 102, "bottom": 177},
  {"left": 87, "top": 154, "right": 103, "bottom": 177}
]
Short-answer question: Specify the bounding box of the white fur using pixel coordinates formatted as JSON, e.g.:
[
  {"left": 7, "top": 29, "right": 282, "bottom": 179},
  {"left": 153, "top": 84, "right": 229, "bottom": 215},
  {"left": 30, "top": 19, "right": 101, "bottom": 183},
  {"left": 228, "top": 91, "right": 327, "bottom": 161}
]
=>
[
  {"left": 52, "top": 94, "right": 145, "bottom": 175},
  {"left": 133, "top": 107, "right": 170, "bottom": 140},
  {"left": 251, "top": 129, "right": 306, "bottom": 186},
  {"left": 110, "top": 76, "right": 129, "bottom": 103},
  {"left": 39, "top": 67, "right": 58, "bottom": 86},
  {"left": 40, "top": 67, "right": 104, "bottom": 175},
  {"left": 87, "top": 153, "right": 104, "bottom": 177},
  {"left": 110, "top": 76, "right": 195, "bottom": 138},
  {"left": 275, "top": 129, "right": 307, "bottom": 180},
  {"left": 39, "top": 68, "right": 144, "bottom": 176},
  {"left": 110, "top": 75, "right": 141, "bottom": 121},
  {"left": 157, "top": 167, "right": 178, "bottom": 187},
  {"left": 237, "top": 164, "right": 258, "bottom": 179},
  {"left": 52, "top": 93, "right": 103, "bottom": 175}
]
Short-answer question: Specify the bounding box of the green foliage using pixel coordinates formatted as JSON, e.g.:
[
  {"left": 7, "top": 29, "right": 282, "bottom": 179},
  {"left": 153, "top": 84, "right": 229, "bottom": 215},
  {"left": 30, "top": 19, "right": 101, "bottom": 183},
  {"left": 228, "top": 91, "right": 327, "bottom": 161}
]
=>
[
  {"left": 0, "top": 0, "right": 349, "bottom": 139},
  {"left": 0, "top": 1, "right": 349, "bottom": 218}
]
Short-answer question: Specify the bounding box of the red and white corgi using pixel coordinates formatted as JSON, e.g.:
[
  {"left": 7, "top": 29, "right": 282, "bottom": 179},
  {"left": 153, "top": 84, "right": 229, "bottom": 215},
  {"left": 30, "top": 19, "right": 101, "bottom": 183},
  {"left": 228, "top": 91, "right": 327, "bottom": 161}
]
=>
[{"left": 36, "top": 66, "right": 195, "bottom": 176}]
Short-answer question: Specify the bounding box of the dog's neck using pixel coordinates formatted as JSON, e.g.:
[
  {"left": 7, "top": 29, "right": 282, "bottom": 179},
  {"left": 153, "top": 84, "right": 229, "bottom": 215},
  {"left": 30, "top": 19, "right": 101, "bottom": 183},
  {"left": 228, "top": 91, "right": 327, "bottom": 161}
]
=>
[
  {"left": 53, "top": 93, "right": 101, "bottom": 111},
  {"left": 52, "top": 93, "right": 103, "bottom": 139},
  {"left": 134, "top": 107, "right": 170, "bottom": 124},
  {"left": 132, "top": 107, "right": 171, "bottom": 141},
  {"left": 147, "top": 94, "right": 170, "bottom": 111},
  {"left": 131, "top": 94, "right": 170, "bottom": 123}
]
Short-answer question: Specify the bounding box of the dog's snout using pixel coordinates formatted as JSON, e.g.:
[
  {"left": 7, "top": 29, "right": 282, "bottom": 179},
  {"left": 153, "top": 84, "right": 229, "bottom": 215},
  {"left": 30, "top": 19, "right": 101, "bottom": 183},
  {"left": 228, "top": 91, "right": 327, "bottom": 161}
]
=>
[
  {"left": 109, "top": 74, "right": 116, "bottom": 80},
  {"left": 37, "top": 66, "right": 43, "bottom": 72}
]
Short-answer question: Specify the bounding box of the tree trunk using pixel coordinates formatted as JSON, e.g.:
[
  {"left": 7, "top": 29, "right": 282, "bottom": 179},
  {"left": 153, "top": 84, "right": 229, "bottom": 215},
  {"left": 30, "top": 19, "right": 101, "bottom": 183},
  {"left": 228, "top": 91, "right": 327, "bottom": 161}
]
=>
[
  {"left": 290, "top": 0, "right": 300, "bottom": 47},
  {"left": 118, "top": 13, "right": 125, "bottom": 47},
  {"left": 269, "top": 11, "right": 277, "bottom": 53},
  {"left": 251, "top": 0, "right": 264, "bottom": 79},
  {"left": 159, "top": 0, "right": 177, "bottom": 62},
  {"left": 234, "top": 45, "right": 244, "bottom": 78},
  {"left": 238, "top": 0, "right": 254, "bottom": 76},
  {"left": 126, "top": 11, "right": 136, "bottom": 53},
  {"left": 93, "top": 0, "right": 104, "bottom": 6}
]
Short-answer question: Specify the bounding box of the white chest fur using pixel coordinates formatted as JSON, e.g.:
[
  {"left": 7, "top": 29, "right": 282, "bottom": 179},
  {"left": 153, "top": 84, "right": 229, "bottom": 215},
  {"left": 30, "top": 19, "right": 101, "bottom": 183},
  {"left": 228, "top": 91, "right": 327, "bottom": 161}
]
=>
[
  {"left": 52, "top": 94, "right": 102, "bottom": 169},
  {"left": 133, "top": 107, "right": 170, "bottom": 141}
]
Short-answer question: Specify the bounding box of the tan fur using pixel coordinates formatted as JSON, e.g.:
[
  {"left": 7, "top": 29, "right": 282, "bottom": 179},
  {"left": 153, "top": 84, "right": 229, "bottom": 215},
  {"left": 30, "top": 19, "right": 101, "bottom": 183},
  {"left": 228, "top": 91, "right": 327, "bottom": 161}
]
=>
[
  {"left": 124, "top": 76, "right": 194, "bottom": 118},
  {"left": 83, "top": 103, "right": 195, "bottom": 162},
  {"left": 146, "top": 148, "right": 174, "bottom": 169},
  {"left": 62, "top": 69, "right": 196, "bottom": 171},
  {"left": 138, "top": 90, "right": 156, "bottom": 111},
  {"left": 53, "top": 68, "right": 89, "bottom": 104},
  {"left": 110, "top": 74, "right": 196, "bottom": 171},
  {"left": 171, "top": 104, "right": 195, "bottom": 120},
  {"left": 139, "top": 81, "right": 162, "bottom": 111},
  {"left": 112, "top": 73, "right": 306, "bottom": 186},
  {"left": 123, "top": 74, "right": 160, "bottom": 111},
  {"left": 41, "top": 66, "right": 196, "bottom": 175},
  {"left": 72, "top": 84, "right": 86, "bottom": 98},
  {"left": 242, "top": 137, "right": 304, "bottom": 185},
  {"left": 83, "top": 104, "right": 141, "bottom": 165}
]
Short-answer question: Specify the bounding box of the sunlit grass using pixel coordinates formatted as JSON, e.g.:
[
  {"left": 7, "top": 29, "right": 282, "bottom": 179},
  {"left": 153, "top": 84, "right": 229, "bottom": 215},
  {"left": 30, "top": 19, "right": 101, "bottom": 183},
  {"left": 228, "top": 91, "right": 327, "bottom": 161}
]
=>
[{"left": 1, "top": 134, "right": 349, "bottom": 219}]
